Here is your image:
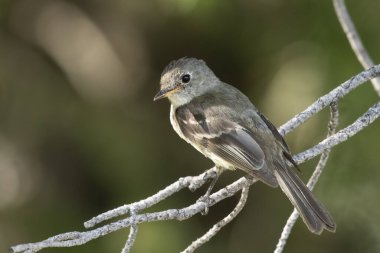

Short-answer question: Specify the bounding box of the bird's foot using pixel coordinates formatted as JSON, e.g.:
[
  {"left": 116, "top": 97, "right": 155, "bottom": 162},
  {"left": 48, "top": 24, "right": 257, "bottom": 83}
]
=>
[{"left": 197, "top": 166, "right": 224, "bottom": 215}]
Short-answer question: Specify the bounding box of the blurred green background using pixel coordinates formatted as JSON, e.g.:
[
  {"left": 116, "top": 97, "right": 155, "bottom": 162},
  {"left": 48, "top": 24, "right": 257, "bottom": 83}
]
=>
[{"left": 1, "top": 0, "right": 380, "bottom": 252}]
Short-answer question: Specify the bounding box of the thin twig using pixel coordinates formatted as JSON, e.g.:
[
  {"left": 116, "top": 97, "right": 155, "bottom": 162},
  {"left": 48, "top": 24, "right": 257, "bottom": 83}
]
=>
[
  {"left": 274, "top": 102, "right": 339, "bottom": 253},
  {"left": 181, "top": 185, "right": 250, "bottom": 253},
  {"left": 307, "top": 102, "right": 339, "bottom": 190},
  {"left": 121, "top": 224, "right": 138, "bottom": 253},
  {"left": 333, "top": 0, "right": 380, "bottom": 95},
  {"left": 121, "top": 209, "right": 138, "bottom": 253}
]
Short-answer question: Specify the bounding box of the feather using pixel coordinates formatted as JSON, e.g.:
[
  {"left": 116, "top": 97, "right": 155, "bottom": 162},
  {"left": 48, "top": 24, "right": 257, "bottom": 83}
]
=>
[{"left": 273, "top": 161, "right": 336, "bottom": 234}]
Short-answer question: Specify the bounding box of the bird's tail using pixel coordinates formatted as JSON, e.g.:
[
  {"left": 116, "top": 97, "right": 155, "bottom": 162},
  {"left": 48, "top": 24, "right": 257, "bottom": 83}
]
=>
[{"left": 273, "top": 162, "right": 336, "bottom": 234}]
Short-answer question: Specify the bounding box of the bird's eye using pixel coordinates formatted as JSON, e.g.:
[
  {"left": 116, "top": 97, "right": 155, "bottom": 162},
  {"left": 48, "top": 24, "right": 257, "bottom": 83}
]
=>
[{"left": 181, "top": 74, "right": 191, "bottom": 83}]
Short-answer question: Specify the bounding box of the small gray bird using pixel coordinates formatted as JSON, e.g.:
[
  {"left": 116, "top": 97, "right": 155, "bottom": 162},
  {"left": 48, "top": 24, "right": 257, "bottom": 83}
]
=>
[{"left": 154, "top": 57, "right": 336, "bottom": 234}]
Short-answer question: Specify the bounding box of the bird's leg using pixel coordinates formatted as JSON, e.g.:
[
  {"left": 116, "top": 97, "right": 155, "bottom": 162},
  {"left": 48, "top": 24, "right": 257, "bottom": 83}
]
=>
[
  {"left": 204, "top": 168, "right": 222, "bottom": 196},
  {"left": 198, "top": 166, "right": 224, "bottom": 215}
]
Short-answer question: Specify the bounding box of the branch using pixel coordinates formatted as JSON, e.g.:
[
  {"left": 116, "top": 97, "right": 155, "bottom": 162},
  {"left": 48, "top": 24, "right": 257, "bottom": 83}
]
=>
[
  {"left": 10, "top": 66, "right": 380, "bottom": 253},
  {"left": 294, "top": 100, "right": 380, "bottom": 165},
  {"left": 121, "top": 209, "right": 138, "bottom": 253},
  {"left": 11, "top": 176, "right": 254, "bottom": 253},
  {"left": 84, "top": 167, "right": 220, "bottom": 228},
  {"left": 274, "top": 102, "right": 339, "bottom": 253},
  {"left": 181, "top": 185, "right": 250, "bottom": 253},
  {"left": 333, "top": 0, "right": 380, "bottom": 95},
  {"left": 279, "top": 64, "right": 380, "bottom": 135}
]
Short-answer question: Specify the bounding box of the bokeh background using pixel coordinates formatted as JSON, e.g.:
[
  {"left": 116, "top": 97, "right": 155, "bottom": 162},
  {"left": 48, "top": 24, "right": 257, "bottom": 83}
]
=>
[{"left": 1, "top": 0, "right": 380, "bottom": 252}]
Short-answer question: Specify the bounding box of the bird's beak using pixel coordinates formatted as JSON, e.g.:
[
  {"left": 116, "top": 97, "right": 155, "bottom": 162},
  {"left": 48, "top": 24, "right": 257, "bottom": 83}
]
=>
[{"left": 153, "top": 85, "right": 179, "bottom": 101}]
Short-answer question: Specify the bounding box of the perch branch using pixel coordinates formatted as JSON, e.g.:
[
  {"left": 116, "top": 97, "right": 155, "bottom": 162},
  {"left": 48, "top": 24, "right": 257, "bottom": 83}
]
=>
[
  {"left": 84, "top": 167, "right": 219, "bottom": 228},
  {"left": 10, "top": 177, "right": 254, "bottom": 253}
]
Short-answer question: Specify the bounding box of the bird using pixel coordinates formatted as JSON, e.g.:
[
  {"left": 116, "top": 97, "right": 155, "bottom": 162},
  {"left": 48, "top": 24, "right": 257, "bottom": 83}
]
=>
[{"left": 154, "top": 57, "right": 336, "bottom": 234}]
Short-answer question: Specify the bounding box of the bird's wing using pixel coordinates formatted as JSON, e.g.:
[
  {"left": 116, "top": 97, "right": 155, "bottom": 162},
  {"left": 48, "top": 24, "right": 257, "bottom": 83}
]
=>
[
  {"left": 175, "top": 105, "right": 265, "bottom": 171},
  {"left": 258, "top": 113, "right": 298, "bottom": 169}
]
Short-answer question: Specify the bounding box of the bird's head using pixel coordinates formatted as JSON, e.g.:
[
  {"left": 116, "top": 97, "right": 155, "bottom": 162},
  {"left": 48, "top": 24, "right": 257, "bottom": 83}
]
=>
[{"left": 154, "top": 57, "right": 219, "bottom": 106}]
